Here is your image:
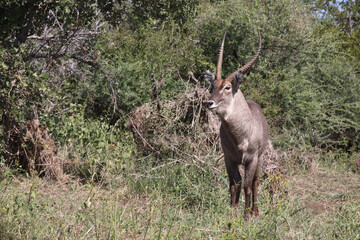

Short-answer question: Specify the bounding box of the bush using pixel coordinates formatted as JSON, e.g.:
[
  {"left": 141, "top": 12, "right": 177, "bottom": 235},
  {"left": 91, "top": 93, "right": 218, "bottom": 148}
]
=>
[
  {"left": 94, "top": 23, "right": 208, "bottom": 118},
  {"left": 196, "top": 0, "right": 360, "bottom": 151},
  {"left": 53, "top": 114, "right": 135, "bottom": 182}
]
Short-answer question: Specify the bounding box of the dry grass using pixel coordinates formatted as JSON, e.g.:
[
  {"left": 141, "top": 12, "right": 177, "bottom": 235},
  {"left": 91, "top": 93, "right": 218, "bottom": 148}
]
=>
[
  {"left": 1, "top": 84, "right": 359, "bottom": 239},
  {"left": 289, "top": 168, "right": 360, "bottom": 215},
  {"left": 3, "top": 119, "right": 66, "bottom": 181},
  {"left": 1, "top": 161, "right": 360, "bottom": 239},
  {"left": 129, "top": 82, "right": 285, "bottom": 179},
  {"left": 22, "top": 120, "right": 66, "bottom": 181}
]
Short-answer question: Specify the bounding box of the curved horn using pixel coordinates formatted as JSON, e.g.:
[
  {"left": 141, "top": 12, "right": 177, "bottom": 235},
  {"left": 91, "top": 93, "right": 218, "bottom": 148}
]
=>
[
  {"left": 216, "top": 33, "right": 226, "bottom": 81},
  {"left": 225, "top": 31, "right": 262, "bottom": 82}
]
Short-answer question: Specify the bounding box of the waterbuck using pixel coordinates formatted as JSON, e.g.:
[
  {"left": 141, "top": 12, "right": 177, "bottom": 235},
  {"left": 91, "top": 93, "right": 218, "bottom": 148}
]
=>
[{"left": 204, "top": 32, "right": 269, "bottom": 218}]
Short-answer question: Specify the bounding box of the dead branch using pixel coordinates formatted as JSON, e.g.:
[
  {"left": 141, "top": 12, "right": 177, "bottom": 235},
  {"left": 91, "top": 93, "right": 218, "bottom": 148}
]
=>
[{"left": 130, "top": 119, "right": 156, "bottom": 152}]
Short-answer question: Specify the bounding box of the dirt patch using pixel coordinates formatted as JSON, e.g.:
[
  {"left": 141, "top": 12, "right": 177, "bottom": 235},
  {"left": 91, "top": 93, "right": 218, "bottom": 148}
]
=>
[
  {"left": 289, "top": 169, "right": 360, "bottom": 214},
  {"left": 304, "top": 201, "right": 329, "bottom": 214}
]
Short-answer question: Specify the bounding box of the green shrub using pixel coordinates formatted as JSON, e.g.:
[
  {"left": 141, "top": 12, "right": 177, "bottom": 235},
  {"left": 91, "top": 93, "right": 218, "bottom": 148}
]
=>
[
  {"left": 53, "top": 114, "right": 135, "bottom": 182},
  {"left": 197, "top": 0, "right": 360, "bottom": 151},
  {"left": 94, "top": 23, "right": 208, "bottom": 118}
]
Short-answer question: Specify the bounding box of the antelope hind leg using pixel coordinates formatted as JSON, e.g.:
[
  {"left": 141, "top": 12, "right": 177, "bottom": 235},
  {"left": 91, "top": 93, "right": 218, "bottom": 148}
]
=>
[
  {"left": 252, "top": 169, "right": 260, "bottom": 216},
  {"left": 244, "top": 154, "right": 259, "bottom": 218}
]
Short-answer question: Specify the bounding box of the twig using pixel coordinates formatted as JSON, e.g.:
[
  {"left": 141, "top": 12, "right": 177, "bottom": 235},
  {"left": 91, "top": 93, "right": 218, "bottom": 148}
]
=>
[
  {"left": 27, "top": 35, "right": 55, "bottom": 40},
  {"left": 214, "top": 154, "right": 224, "bottom": 168},
  {"left": 82, "top": 226, "right": 94, "bottom": 238},
  {"left": 70, "top": 55, "right": 118, "bottom": 114},
  {"left": 130, "top": 173, "right": 165, "bottom": 179},
  {"left": 49, "top": 10, "right": 63, "bottom": 31},
  {"left": 130, "top": 119, "right": 156, "bottom": 152},
  {"left": 151, "top": 73, "right": 161, "bottom": 112},
  {"left": 148, "top": 159, "right": 180, "bottom": 172}
]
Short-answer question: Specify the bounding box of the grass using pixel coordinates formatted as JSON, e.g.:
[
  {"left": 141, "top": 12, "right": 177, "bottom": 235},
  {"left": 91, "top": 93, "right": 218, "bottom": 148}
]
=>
[{"left": 1, "top": 156, "right": 360, "bottom": 239}]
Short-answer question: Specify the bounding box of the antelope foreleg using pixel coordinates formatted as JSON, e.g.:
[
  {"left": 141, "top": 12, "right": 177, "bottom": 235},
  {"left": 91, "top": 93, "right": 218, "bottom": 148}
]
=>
[
  {"left": 225, "top": 157, "right": 241, "bottom": 207},
  {"left": 230, "top": 184, "right": 240, "bottom": 206}
]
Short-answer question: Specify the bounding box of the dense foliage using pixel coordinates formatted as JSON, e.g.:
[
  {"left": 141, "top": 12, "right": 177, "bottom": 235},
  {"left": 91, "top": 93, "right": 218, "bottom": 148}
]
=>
[
  {"left": 1, "top": 0, "right": 360, "bottom": 239},
  {"left": 0, "top": 0, "right": 359, "bottom": 176}
]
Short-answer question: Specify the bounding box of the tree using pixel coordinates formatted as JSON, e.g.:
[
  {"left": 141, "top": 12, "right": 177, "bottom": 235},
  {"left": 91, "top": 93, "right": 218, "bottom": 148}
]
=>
[
  {"left": 197, "top": 0, "right": 360, "bottom": 150},
  {"left": 313, "top": 0, "right": 360, "bottom": 60},
  {"left": 0, "top": 0, "right": 109, "bottom": 172}
]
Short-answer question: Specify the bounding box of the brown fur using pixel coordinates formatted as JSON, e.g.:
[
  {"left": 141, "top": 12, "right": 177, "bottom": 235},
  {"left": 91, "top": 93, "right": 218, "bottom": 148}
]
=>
[{"left": 204, "top": 32, "right": 268, "bottom": 218}]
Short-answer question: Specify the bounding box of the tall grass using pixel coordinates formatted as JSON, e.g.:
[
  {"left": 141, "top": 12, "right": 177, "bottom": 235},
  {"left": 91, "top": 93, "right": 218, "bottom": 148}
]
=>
[{"left": 1, "top": 155, "right": 360, "bottom": 239}]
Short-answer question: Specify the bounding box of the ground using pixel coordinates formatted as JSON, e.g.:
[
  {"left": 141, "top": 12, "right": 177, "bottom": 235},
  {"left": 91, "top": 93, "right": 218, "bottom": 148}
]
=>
[{"left": 1, "top": 162, "right": 360, "bottom": 239}]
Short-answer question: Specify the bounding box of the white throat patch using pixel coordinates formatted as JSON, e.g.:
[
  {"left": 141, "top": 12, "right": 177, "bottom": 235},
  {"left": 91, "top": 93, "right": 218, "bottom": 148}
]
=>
[{"left": 224, "top": 99, "right": 234, "bottom": 121}]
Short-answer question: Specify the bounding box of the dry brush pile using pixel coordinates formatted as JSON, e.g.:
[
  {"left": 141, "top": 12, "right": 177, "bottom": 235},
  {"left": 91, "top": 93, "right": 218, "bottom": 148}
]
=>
[
  {"left": 129, "top": 74, "right": 285, "bottom": 181},
  {"left": 2, "top": 117, "right": 66, "bottom": 181}
]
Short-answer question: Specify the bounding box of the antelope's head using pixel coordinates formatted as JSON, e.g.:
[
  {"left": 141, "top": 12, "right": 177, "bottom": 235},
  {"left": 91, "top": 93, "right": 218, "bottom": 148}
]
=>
[{"left": 204, "top": 32, "right": 262, "bottom": 117}]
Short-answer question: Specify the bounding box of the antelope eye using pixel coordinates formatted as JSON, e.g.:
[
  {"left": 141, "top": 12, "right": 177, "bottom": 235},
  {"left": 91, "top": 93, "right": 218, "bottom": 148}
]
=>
[{"left": 224, "top": 85, "right": 231, "bottom": 90}]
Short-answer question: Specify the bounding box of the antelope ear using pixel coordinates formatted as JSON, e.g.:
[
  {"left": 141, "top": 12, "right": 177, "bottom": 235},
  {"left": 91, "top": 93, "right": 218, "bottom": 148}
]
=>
[
  {"left": 232, "top": 71, "right": 243, "bottom": 89},
  {"left": 204, "top": 70, "right": 215, "bottom": 84}
]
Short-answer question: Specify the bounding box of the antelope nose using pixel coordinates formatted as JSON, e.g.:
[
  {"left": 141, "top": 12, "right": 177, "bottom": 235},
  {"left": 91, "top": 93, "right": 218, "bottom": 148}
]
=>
[{"left": 204, "top": 100, "right": 215, "bottom": 108}]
